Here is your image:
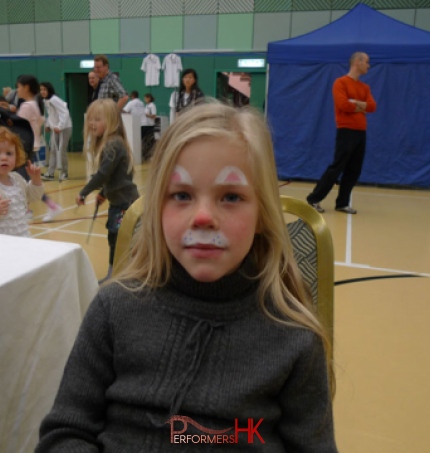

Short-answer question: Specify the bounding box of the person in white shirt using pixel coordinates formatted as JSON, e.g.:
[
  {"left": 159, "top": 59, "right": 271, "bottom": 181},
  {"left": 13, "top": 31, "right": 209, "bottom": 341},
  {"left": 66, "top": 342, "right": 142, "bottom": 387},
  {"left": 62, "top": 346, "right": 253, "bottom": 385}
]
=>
[
  {"left": 123, "top": 92, "right": 157, "bottom": 160},
  {"left": 122, "top": 91, "right": 146, "bottom": 127},
  {"left": 142, "top": 93, "right": 157, "bottom": 160},
  {"left": 40, "top": 82, "right": 73, "bottom": 182}
]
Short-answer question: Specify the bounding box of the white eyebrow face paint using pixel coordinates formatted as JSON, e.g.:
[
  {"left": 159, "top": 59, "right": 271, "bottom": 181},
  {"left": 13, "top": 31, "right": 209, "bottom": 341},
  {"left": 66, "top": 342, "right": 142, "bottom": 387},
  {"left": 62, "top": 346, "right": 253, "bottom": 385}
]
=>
[
  {"left": 170, "top": 165, "right": 193, "bottom": 185},
  {"left": 182, "top": 230, "right": 229, "bottom": 248},
  {"left": 214, "top": 166, "right": 248, "bottom": 186}
]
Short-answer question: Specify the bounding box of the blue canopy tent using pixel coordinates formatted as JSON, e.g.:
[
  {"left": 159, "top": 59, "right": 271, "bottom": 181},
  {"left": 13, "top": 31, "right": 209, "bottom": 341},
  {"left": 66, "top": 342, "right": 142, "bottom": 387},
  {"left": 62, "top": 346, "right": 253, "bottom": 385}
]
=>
[{"left": 267, "top": 3, "right": 430, "bottom": 188}]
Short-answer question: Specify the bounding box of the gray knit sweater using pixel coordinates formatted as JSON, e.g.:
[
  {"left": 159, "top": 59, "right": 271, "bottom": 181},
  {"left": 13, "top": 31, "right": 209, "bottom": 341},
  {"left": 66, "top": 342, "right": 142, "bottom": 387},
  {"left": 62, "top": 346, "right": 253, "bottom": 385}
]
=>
[
  {"left": 80, "top": 137, "right": 138, "bottom": 207},
  {"left": 36, "top": 259, "right": 337, "bottom": 452}
]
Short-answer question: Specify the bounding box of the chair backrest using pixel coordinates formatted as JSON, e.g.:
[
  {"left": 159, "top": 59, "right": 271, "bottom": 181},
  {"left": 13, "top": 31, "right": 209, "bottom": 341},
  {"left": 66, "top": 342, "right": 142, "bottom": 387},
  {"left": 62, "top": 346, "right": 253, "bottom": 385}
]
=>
[
  {"left": 113, "top": 194, "right": 334, "bottom": 347},
  {"left": 112, "top": 196, "right": 144, "bottom": 275},
  {"left": 280, "top": 195, "right": 334, "bottom": 347}
]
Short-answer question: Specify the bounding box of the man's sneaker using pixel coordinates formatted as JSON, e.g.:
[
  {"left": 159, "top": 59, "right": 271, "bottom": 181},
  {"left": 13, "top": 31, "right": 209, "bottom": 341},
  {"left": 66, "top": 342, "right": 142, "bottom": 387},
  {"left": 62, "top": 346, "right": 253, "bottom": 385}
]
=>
[
  {"left": 335, "top": 206, "right": 357, "bottom": 214},
  {"left": 42, "top": 205, "right": 63, "bottom": 222},
  {"left": 59, "top": 173, "right": 68, "bottom": 181},
  {"left": 42, "top": 174, "right": 54, "bottom": 181},
  {"left": 308, "top": 201, "right": 325, "bottom": 213}
]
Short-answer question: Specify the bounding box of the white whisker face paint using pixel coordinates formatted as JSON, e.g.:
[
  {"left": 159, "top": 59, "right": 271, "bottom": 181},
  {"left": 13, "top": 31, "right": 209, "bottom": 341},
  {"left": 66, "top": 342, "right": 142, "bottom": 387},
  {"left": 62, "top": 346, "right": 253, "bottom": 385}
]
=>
[
  {"left": 182, "top": 230, "right": 229, "bottom": 247},
  {"left": 214, "top": 166, "right": 248, "bottom": 186},
  {"left": 171, "top": 165, "right": 193, "bottom": 185}
]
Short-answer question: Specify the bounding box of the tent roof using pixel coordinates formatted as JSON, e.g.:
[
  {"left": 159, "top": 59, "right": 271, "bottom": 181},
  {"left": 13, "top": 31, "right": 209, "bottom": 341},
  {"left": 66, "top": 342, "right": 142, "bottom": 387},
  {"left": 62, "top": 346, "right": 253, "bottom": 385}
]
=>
[{"left": 267, "top": 3, "right": 430, "bottom": 64}]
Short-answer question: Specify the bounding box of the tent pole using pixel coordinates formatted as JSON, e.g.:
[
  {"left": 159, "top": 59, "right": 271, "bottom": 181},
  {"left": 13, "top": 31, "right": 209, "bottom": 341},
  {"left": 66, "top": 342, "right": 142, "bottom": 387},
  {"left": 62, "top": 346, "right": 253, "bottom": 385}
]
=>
[{"left": 264, "top": 63, "right": 270, "bottom": 118}]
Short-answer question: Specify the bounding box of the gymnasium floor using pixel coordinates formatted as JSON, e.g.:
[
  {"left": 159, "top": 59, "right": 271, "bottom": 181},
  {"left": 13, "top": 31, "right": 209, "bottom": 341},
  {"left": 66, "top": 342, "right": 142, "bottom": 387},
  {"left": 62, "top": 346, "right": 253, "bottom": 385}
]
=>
[{"left": 28, "top": 153, "right": 430, "bottom": 453}]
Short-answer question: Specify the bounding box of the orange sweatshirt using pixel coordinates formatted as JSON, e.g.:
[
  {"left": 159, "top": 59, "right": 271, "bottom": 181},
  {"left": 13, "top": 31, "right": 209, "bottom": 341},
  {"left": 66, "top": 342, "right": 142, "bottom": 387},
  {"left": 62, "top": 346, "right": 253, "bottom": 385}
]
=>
[{"left": 332, "top": 75, "right": 377, "bottom": 130}]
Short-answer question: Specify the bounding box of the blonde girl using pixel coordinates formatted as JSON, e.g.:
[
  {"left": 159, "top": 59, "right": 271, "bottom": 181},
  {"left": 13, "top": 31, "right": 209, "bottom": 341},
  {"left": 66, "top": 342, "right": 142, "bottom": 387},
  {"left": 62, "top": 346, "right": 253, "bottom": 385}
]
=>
[
  {"left": 76, "top": 99, "right": 139, "bottom": 282},
  {"left": 38, "top": 102, "right": 337, "bottom": 452},
  {"left": 0, "top": 127, "right": 43, "bottom": 237}
]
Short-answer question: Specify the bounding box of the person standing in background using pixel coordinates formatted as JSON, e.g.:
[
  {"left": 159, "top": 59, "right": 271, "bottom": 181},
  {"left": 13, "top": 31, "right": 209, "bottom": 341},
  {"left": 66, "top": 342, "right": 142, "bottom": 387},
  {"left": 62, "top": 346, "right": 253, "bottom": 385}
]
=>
[
  {"left": 141, "top": 93, "right": 157, "bottom": 159},
  {"left": 175, "top": 68, "right": 204, "bottom": 118},
  {"left": 93, "top": 55, "right": 128, "bottom": 110},
  {"left": 16, "top": 74, "right": 63, "bottom": 222},
  {"left": 122, "top": 91, "right": 145, "bottom": 126},
  {"left": 40, "top": 82, "right": 73, "bottom": 182},
  {"left": 88, "top": 71, "right": 99, "bottom": 104},
  {"left": 306, "top": 52, "right": 377, "bottom": 214}
]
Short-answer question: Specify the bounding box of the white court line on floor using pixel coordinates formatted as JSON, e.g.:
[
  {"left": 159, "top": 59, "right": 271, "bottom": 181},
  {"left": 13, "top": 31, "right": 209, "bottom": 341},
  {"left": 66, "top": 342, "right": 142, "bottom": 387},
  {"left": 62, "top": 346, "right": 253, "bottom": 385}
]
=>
[
  {"left": 345, "top": 196, "right": 353, "bottom": 265},
  {"left": 31, "top": 219, "right": 88, "bottom": 238},
  {"left": 283, "top": 185, "right": 430, "bottom": 201},
  {"left": 335, "top": 261, "right": 430, "bottom": 278},
  {"left": 29, "top": 226, "right": 106, "bottom": 238}
]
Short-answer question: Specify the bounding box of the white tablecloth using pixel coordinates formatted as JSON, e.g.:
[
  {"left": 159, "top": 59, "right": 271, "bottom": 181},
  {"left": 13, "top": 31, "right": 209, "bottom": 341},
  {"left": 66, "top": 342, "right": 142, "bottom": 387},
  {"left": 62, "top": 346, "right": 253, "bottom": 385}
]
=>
[{"left": 0, "top": 234, "right": 98, "bottom": 453}]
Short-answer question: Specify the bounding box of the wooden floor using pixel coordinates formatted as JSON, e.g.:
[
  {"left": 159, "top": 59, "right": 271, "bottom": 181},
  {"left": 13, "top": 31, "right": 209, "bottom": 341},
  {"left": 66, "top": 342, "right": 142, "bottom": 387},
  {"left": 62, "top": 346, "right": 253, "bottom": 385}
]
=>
[{"left": 28, "top": 153, "right": 430, "bottom": 453}]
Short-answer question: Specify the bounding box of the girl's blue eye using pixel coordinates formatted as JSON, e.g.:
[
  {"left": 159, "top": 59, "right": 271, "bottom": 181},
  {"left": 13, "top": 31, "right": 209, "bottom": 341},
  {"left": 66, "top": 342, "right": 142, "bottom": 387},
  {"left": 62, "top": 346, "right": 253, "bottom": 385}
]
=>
[
  {"left": 223, "top": 193, "right": 241, "bottom": 203},
  {"left": 173, "top": 192, "right": 191, "bottom": 201}
]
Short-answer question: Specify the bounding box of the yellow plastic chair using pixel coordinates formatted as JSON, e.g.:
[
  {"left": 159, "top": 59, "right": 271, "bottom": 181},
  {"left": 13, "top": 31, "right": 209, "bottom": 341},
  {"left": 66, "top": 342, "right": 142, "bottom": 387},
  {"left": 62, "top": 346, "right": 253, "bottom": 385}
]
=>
[
  {"left": 113, "top": 194, "right": 334, "bottom": 346},
  {"left": 280, "top": 195, "right": 334, "bottom": 347},
  {"left": 112, "top": 196, "right": 144, "bottom": 275}
]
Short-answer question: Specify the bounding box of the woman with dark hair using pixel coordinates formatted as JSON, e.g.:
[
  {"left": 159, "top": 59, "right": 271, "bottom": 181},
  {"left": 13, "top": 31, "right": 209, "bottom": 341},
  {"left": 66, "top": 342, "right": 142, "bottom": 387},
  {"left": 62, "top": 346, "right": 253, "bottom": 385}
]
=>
[
  {"left": 175, "top": 68, "right": 204, "bottom": 117},
  {"left": 16, "top": 75, "right": 63, "bottom": 222},
  {"left": 141, "top": 93, "right": 157, "bottom": 159},
  {"left": 40, "top": 81, "right": 72, "bottom": 182}
]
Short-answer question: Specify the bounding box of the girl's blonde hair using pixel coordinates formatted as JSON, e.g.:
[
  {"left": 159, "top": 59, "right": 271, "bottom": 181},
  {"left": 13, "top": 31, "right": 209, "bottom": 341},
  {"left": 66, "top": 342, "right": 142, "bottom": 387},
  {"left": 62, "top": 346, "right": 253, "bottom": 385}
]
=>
[
  {"left": 83, "top": 99, "right": 133, "bottom": 173},
  {"left": 0, "top": 126, "right": 26, "bottom": 168},
  {"left": 118, "top": 101, "right": 333, "bottom": 391}
]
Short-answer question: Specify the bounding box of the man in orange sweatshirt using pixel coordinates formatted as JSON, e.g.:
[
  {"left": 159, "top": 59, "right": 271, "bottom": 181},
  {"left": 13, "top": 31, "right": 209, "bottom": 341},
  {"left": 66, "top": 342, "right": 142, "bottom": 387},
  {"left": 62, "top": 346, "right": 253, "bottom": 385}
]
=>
[{"left": 307, "top": 52, "right": 377, "bottom": 214}]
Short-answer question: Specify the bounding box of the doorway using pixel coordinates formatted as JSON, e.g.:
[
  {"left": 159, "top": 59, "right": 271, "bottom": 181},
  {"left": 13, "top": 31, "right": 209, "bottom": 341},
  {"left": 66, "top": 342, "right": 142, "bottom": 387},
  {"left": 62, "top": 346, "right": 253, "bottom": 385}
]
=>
[
  {"left": 65, "top": 73, "right": 92, "bottom": 151},
  {"left": 216, "top": 71, "right": 266, "bottom": 111}
]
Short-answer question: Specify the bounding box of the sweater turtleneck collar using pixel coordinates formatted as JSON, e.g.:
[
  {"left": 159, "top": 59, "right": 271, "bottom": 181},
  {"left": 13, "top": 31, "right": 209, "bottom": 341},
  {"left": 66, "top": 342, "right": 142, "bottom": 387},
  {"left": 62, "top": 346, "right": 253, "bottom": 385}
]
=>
[{"left": 168, "top": 254, "right": 258, "bottom": 302}]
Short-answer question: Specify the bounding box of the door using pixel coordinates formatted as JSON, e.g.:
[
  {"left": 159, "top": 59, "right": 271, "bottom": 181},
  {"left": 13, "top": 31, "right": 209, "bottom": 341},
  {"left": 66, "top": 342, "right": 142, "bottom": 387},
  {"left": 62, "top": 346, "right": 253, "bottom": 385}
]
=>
[
  {"left": 65, "top": 73, "right": 90, "bottom": 151},
  {"left": 215, "top": 72, "right": 266, "bottom": 112}
]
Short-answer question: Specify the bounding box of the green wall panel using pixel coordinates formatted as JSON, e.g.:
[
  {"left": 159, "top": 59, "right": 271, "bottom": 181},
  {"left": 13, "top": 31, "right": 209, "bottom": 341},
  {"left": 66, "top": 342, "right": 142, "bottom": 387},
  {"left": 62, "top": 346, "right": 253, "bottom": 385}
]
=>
[
  {"left": 35, "top": 22, "right": 62, "bottom": 55},
  {"left": 10, "top": 59, "right": 37, "bottom": 83},
  {"left": 253, "top": 12, "right": 291, "bottom": 49},
  {"left": 217, "top": 14, "right": 253, "bottom": 51},
  {"left": 35, "top": 0, "right": 61, "bottom": 22},
  {"left": 183, "top": 15, "right": 217, "bottom": 50},
  {"left": 332, "top": 0, "right": 368, "bottom": 9},
  {"left": 0, "top": 60, "right": 12, "bottom": 89},
  {"left": 0, "top": 0, "right": 8, "bottom": 25},
  {"left": 184, "top": 0, "right": 218, "bottom": 15},
  {"left": 62, "top": 21, "right": 90, "bottom": 55},
  {"left": 120, "top": 0, "right": 150, "bottom": 18},
  {"left": 90, "top": 19, "right": 120, "bottom": 54},
  {"left": 9, "top": 24, "right": 36, "bottom": 54},
  {"left": 120, "top": 18, "right": 150, "bottom": 53},
  {"left": 152, "top": 0, "right": 183, "bottom": 17},
  {"left": 62, "top": 0, "right": 90, "bottom": 21},
  {"left": 7, "top": 0, "right": 35, "bottom": 24},
  {"left": 150, "top": 16, "right": 183, "bottom": 53},
  {"left": 292, "top": 0, "right": 331, "bottom": 11},
  {"left": 374, "top": 0, "right": 415, "bottom": 7},
  {"left": 254, "top": 0, "right": 292, "bottom": 12},
  {"left": 118, "top": 57, "right": 142, "bottom": 96},
  {"left": 0, "top": 24, "right": 10, "bottom": 54},
  {"left": 218, "top": 0, "right": 254, "bottom": 14},
  {"left": 36, "top": 58, "right": 65, "bottom": 97},
  {"left": 62, "top": 57, "right": 87, "bottom": 71},
  {"left": 90, "top": 0, "right": 119, "bottom": 20}
]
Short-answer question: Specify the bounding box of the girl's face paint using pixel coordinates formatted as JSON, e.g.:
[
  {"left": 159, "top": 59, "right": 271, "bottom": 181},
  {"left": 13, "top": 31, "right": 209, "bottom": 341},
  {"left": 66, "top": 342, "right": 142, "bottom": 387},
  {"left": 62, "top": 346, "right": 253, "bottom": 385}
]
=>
[
  {"left": 214, "top": 166, "right": 249, "bottom": 186},
  {"left": 171, "top": 165, "right": 193, "bottom": 185},
  {"left": 162, "top": 138, "right": 259, "bottom": 283},
  {"left": 181, "top": 229, "right": 229, "bottom": 247}
]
